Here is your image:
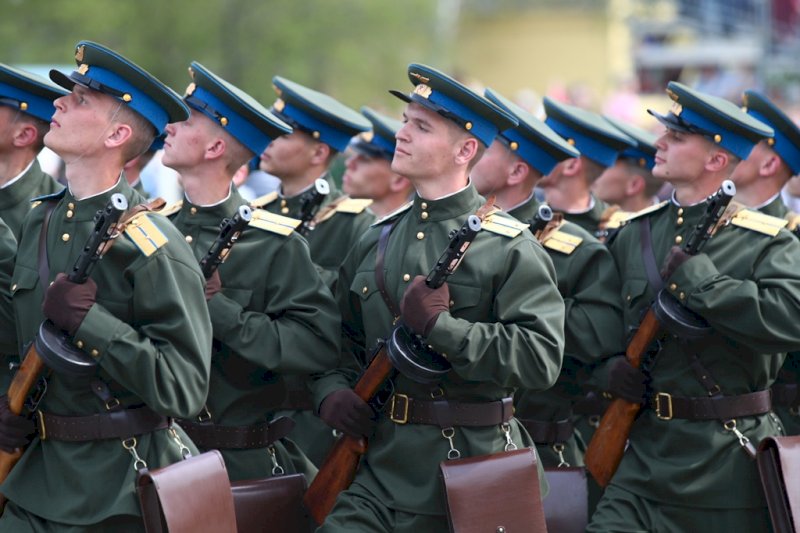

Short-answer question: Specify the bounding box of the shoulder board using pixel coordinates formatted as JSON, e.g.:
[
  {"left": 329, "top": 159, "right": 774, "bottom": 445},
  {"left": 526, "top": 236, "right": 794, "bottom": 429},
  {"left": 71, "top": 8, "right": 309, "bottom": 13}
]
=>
[
  {"left": 124, "top": 213, "right": 169, "bottom": 257},
  {"left": 624, "top": 200, "right": 669, "bottom": 222},
  {"left": 542, "top": 222, "right": 584, "bottom": 255},
  {"left": 730, "top": 207, "right": 787, "bottom": 237},
  {"left": 335, "top": 197, "right": 373, "bottom": 214},
  {"left": 785, "top": 211, "right": 800, "bottom": 232},
  {"left": 31, "top": 189, "right": 66, "bottom": 205},
  {"left": 481, "top": 213, "right": 528, "bottom": 238},
  {"left": 158, "top": 200, "right": 183, "bottom": 217},
  {"left": 248, "top": 209, "right": 301, "bottom": 236},
  {"left": 604, "top": 209, "right": 635, "bottom": 229},
  {"left": 250, "top": 191, "right": 279, "bottom": 209},
  {"left": 371, "top": 201, "right": 413, "bottom": 227}
]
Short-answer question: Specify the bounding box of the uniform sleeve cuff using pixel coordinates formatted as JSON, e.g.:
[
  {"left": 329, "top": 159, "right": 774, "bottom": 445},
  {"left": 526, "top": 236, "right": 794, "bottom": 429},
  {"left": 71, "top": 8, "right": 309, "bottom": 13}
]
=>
[
  {"left": 425, "top": 312, "right": 469, "bottom": 362},
  {"left": 665, "top": 253, "right": 718, "bottom": 303},
  {"left": 310, "top": 375, "right": 353, "bottom": 413},
  {"left": 72, "top": 303, "right": 126, "bottom": 362}
]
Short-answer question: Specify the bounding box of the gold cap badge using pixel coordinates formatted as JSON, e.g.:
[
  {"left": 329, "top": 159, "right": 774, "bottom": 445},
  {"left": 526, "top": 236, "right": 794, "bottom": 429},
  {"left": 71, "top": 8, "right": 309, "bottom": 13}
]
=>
[
  {"left": 361, "top": 131, "right": 374, "bottom": 143},
  {"left": 273, "top": 98, "right": 285, "bottom": 112},
  {"left": 409, "top": 72, "right": 431, "bottom": 84},
  {"left": 77, "top": 64, "right": 90, "bottom": 76},
  {"left": 413, "top": 84, "right": 432, "bottom": 99},
  {"left": 75, "top": 45, "right": 85, "bottom": 62},
  {"left": 185, "top": 82, "right": 196, "bottom": 97}
]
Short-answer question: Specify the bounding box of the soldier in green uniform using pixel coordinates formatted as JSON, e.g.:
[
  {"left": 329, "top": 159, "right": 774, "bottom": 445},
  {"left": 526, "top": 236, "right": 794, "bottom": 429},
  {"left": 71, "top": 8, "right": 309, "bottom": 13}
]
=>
[
  {"left": 730, "top": 89, "right": 800, "bottom": 436},
  {"left": 0, "top": 41, "right": 212, "bottom": 532},
  {"left": 470, "top": 87, "right": 624, "bottom": 469},
  {"left": 588, "top": 81, "right": 800, "bottom": 532},
  {"left": 0, "top": 218, "right": 15, "bottom": 365},
  {"left": 313, "top": 64, "right": 565, "bottom": 532},
  {"left": 342, "top": 107, "right": 413, "bottom": 218},
  {"left": 539, "top": 97, "right": 634, "bottom": 237},
  {"left": 0, "top": 64, "right": 67, "bottom": 239},
  {"left": 255, "top": 77, "right": 374, "bottom": 466},
  {"left": 160, "top": 61, "right": 341, "bottom": 482},
  {"left": 592, "top": 117, "right": 662, "bottom": 214}
]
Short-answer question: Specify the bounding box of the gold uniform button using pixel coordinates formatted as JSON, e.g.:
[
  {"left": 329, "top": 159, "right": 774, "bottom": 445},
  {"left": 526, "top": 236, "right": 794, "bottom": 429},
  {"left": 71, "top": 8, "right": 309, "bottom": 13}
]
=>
[
  {"left": 67, "top": 202, "right": 75, "bottom": 210},
  {"left": 281, "top": 207, "right": 289, "bottom": 214},
  {"left": 669, "top": 283, "right": 677, "bottom": 291},
  {"left": 416, "top": 232, "right": 424, "bottom": 240},
  {"left": 185, "top": 235, "right": 193, "bottom": 243},
  {"left": 421, "top": 212, "right": 429, "bottom": 220},
  {"left": 66, "top": 210, "right": 74, "bottom": 219},
  {"left": 61, "top": 233, "right": 70, "bottom": 242},
  {"left": 421, "top": 202, "right": 428, "bottom": 209},
  {"left": 281, "top": 200, "right": 287, "bottom": 207},
  {"left": 674, "top": 235, "right": 683, "bottom": 244},
  {"left": 676, "top": 217, "right": 683, "bottom": 225},
  {"left": 90, "top": 349, "right": 99, "bottom": 358},
  {"left": 10, "top": 284, "right": 16, "bottom": 292},
  {"left": 677, "top": 208, "right": 684, "bottom": 216},
  {"left": 75, "top": 340, "right": 84, "bottom": 349},
  {"left": 449, "top": 300, "right": 454, "bottom": 307},
  {"left": 362, "top": 286, "right": 368, "bottom": 294},
  {"left": 626, "top": 294, "right": 631, "bottom": 301},
  {"left": 403, "top": 274, "right": 411, "bottom": 282},
  {"left": 190, "top": 207, "right": 197, "bottom": 215},
  {"left": 679, "top": 291, "right": 686, "bottom": 300}
]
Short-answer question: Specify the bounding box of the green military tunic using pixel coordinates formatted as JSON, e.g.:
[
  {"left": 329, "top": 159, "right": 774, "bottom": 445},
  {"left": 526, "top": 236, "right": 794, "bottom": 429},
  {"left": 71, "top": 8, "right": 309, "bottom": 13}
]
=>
[
  {"left": 0, "top": 218, "right": 16, "bottom": 392},
  {"left": 510, "top": 195, "right": 624, "bottom": 468},
  {"left": 315, "top": 185, "right": 565, "bottom": 526},
  {"left": 0, "top": 159, "right": 63, "bottom": 240},
  {"left": 169, "top": 187, "right": 341, "bottom": 481},
  {"left": 257, "top": 174, "right": 374, "bottom": 464},
  {"left": 756, "top": 195, "right": 800, "bottom": 435},
  {"left": 559, "top": 194, "right": 609, "bottom": 238},
  {"left": 0, "top": 179, "right": 212, "bottom": 528},
  {"left": 590, "top": 197, "right": 800, "bottom": 531}
]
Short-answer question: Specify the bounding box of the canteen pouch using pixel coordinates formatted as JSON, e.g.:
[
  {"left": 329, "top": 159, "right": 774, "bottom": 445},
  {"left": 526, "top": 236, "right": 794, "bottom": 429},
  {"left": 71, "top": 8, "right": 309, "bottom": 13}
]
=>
[
  {"left": 136, "top": 450, "right": 237, "bottom": 533},
  {"left": 543, "top": 467, "right": 588, "bottom": 533},
  {"left": 757, "top": 435, "right": 800, "bottom": 533},
  {"left": 231, "top": 473, "right": 313, "bottom": 533},
  {"left": 439, "top": 447, "right": 548, "bottom": 533}
]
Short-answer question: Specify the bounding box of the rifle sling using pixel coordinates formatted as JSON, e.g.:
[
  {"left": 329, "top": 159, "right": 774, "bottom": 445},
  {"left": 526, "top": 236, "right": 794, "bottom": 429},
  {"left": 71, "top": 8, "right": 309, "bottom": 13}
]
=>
[
  {"left": 375, "top": 221, "right": 401, "bottom": 320},
  {"left": 37, "top": 201, "right": 57, "bottom": 287},
  {"left": 639, "top": 218, "right": 664, "bottom": 292}
]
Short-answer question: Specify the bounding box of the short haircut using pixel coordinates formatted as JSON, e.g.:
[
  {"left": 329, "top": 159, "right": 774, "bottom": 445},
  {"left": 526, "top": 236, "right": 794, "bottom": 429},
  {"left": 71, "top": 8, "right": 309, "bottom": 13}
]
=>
[
  {"left": 621, "top": 159, "right": 660, "bottom": 197},
  {"left": 115, "top": 105, "right": 157, "bottom": 163},
  {"left": 218, "top": 127, "right": 254, "bottom": 175},
  {"left": 582, "top": 157, "right": 606, "bottom": 183}
]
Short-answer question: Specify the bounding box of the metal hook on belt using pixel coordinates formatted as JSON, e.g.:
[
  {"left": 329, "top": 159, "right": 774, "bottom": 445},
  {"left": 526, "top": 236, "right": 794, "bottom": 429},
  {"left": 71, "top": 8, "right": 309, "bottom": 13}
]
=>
[
  {"left": 441, "top": 427, "right": 461, "bottom": 460},
  {"left": 502, "top": 422, "right": 518, "bottom": 452},
  {"left": 268, "top": 445, "right": 285, "bottom": 476}
]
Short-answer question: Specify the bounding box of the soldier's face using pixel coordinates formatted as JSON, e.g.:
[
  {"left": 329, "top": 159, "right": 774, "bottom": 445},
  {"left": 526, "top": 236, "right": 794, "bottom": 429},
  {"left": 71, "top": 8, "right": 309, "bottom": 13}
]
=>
[
  {"left": 259, "top": 130, "right": 316, "bottom": 180},
  {"left": 471, "top": 139, "right": 514, "bottom": 196},
  {"left": 162, "top": 110, "right": 215, "bottom": 172},
  {"left": 652, "top": 128, "right": 711, "bottom": 184},
  {"left": 342, "top": 151, "right": 393, "bottom": 199},
  {"left": 592, "top": 160, "right": 631, "bottom": 205},
  {"left": 45, "top": 85, "right": 119, "bottom": 160},
  {"left": 728, "top": 140, "right": 770, "bottom": 189},
  {"left": 393, "top": 102, "right": 461, "bottom": 182}
]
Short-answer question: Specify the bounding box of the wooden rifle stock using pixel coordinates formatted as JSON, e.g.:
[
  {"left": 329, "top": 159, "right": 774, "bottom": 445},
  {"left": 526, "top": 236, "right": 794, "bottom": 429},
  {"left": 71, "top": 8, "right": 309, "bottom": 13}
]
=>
[
  {"left": 303, "top": 343, "right": 394, "bottom": 525},
  {"left": 583, "top": 310, "right": 660, "bottom": 487}
]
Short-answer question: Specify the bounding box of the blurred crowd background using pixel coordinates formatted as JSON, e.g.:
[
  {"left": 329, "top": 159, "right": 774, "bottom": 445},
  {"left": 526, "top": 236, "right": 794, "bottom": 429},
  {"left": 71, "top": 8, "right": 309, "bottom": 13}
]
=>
[{"left": 4, "top": 0, "right": 799, "bottom": 201}]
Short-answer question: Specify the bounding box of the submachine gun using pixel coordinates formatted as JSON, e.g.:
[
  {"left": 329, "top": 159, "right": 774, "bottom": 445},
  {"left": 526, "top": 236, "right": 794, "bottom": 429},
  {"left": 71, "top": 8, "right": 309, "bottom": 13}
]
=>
[
  {"left": 296, "top": 178, "right": 330, "bottom": 237},
  {"left": 303, "top": 214, "right": 483, "bottom": 525},
  {"left": 584, "top": 180, "right": 736, "bottom": 488}
]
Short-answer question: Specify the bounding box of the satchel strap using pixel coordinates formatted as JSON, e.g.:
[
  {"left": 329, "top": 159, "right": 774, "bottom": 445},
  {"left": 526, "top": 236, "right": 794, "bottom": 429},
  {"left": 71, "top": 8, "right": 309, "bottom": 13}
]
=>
[
  {"left": 387, "top": 394, "right": 513, "bottom": 427},
  {"left": 178, "top": 416, "right": 295, "bottom": 450},
  {"left": 36, "top": 406, "right": 170, "bottom": 441}
]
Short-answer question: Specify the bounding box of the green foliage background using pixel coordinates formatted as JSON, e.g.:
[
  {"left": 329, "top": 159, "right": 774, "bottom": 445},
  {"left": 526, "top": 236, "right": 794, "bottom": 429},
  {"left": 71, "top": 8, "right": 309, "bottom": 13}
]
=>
[{"left": 1, "top": 0, "right": 442, "bottom": 114}]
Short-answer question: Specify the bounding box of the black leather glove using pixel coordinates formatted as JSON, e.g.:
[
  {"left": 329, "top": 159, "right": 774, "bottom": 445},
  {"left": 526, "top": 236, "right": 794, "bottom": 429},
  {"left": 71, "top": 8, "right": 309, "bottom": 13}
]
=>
[
  {"left": 0, "top": 395, "right": 34, "bottom": 453},
  {"left": 606, "top": 356, "right": 648, "bottom": 404},
  {"left": 205, "top": 270, "right": 222, "bottom": 301},
  {"left": 42, "top": 273, "right": 97, "bottom": 336},
  {"left": 319, "top": 389, "right": 376, "bottom": 438},
  {"left": 660, "top": 245, "right": 691, "bottom": 280},
  {"left": 400, "top": 276, "right": 450, "bottom": 337}
]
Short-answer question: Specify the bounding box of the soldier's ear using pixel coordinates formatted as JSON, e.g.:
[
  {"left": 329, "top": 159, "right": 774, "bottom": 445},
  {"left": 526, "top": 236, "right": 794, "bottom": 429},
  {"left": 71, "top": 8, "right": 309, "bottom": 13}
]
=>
[
  {"left": 205, "top": 138, "right": 226, "bottom": 162},
  {"left": 106, "top": 123, "right": 133, "bottom": 150},
  {"left": 760, "top": 152, "right": 782, "bottom": 177},
  {"left": 507, "top": 160, "right": 529, "bottom": 186},
  {"left": 455, "top": 136, "right": 479, "bottom": 167},
  {"left": 309, "top": 141, "right": 331, "bottom": 166},
  {"left": 705, "top": 149, "right": 729, "bottom": 173},
  {"left": 11, "top": 122, "right": 39, "bottom": 149}
]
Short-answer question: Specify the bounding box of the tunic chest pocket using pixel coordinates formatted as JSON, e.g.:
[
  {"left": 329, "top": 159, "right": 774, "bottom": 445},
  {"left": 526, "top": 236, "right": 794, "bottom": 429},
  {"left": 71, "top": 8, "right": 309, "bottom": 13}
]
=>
[
  {"left": 10, "top": 265, "right": 40, "bottom": 302},
  {"left": 444, "top": 282, "right": 482, "bottom": 319},
  {"left": 351, "top": 271, "right": 381, "bottom": 304},
  {"left": 620, "top": 278, "right": 651, "bottom": 328}
]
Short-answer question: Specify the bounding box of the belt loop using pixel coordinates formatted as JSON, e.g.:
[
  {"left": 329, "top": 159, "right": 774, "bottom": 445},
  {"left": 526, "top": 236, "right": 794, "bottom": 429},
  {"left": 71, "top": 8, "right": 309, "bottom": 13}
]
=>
[
  {"left": 500, "top": 397, "right": 513, "bottom": 422},
  {"left": 36, "top": 411, "right": 47, "bottom": 441}
]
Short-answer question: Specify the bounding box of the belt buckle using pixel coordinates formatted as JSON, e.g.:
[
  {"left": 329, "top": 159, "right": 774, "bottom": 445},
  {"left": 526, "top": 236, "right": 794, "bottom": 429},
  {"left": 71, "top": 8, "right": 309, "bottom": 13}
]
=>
[
  {"left": 390, "top": 394, "right": 409, "bottom": 424},
  {"left": 655, "top": 392, "right": 673, "bottom": 420},
  {"left": 36, "top": 410, "right": 46, "bottom": 441}
]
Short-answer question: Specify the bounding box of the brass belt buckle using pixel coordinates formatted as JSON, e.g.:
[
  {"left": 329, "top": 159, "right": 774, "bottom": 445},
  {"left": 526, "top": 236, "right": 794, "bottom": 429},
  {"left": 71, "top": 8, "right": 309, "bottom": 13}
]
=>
[
  {"left": 655, "top": 392, "right": 673, "bottom": 420},
  {"left": 390, "top": 393, "right": 409, "bottom": 424},
  {"left": 36, "top": 410, "right": 47, "bottom": 441}
]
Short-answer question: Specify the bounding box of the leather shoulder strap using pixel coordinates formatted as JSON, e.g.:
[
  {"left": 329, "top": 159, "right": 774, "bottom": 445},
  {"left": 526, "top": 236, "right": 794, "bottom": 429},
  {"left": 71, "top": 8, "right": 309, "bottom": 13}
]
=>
[
  {"left": 375, "top": 221, "right": 401, "bottom": 320},
  {"left": 37, "top": 201, "right": 57, "bottom": 287}
]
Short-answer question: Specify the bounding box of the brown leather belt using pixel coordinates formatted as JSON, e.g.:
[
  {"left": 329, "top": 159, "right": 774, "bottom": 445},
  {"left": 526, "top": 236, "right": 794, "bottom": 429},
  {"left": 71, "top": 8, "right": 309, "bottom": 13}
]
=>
[
  {"left": 518, "top": 418, "right": 574, "bottom": 445},
  {"left": 37, "top": 406, "right": 170, "bottom": 442},
  {"left": 771, "top": 383, "right": 798, "bottom": 408},
  {"left": 178, "top": 416, "right": 295, "bottom": 450},
  {"left": 649, "top": 390, "right": 772, "bottom": 421},
  {"left": 387, "top": 394, "right": 513, "bottom": 427}
]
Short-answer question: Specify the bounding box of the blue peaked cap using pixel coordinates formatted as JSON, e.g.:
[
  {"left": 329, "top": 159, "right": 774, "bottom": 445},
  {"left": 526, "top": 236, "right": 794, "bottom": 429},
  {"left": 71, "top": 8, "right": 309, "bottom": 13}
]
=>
[
  {"left": 49, "top": 40, "right": 189, "bottom": 135},
  {"left": 348, "top": 106, "right": 403, "bottom": 161},
  {"left": 603, "top": 116, "right": 658, "bottom": 170},
  {"left": 0, "top": 63, "right": 67, "bottom": 122},
  {"left": 741, "top": 90, "right": 800, "bottom": 175}
]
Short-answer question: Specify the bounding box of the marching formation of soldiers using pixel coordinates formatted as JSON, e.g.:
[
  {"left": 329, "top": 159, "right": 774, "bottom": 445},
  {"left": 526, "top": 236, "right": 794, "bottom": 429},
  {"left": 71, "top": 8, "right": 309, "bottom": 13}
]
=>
[{"left": 0, "top": 38, "right": 798, "bottom": 533}]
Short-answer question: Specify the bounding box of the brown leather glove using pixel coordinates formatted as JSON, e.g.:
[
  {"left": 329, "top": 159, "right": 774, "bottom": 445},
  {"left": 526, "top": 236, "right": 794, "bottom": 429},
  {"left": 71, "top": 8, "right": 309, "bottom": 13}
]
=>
[
  {"left": 660, "top": 245, "right": 691, "bottom": 280},
  {"left": 42, "top": 273, "right": 97, "bottom": 336},
  {"left": 319, "top": 389, "right": 376, "bottom": 439},
  {"left": 400, "top": 275, "right": 450, "bottom": 337},
  {"left": 205, "top": 270, "right": 222, "bottom": 301},
  {"left": 606, "top": 356, "right": 648, "bottom": 404},
  {"left": 0, "top": 395, "right": 34, "bottom": 453}
]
